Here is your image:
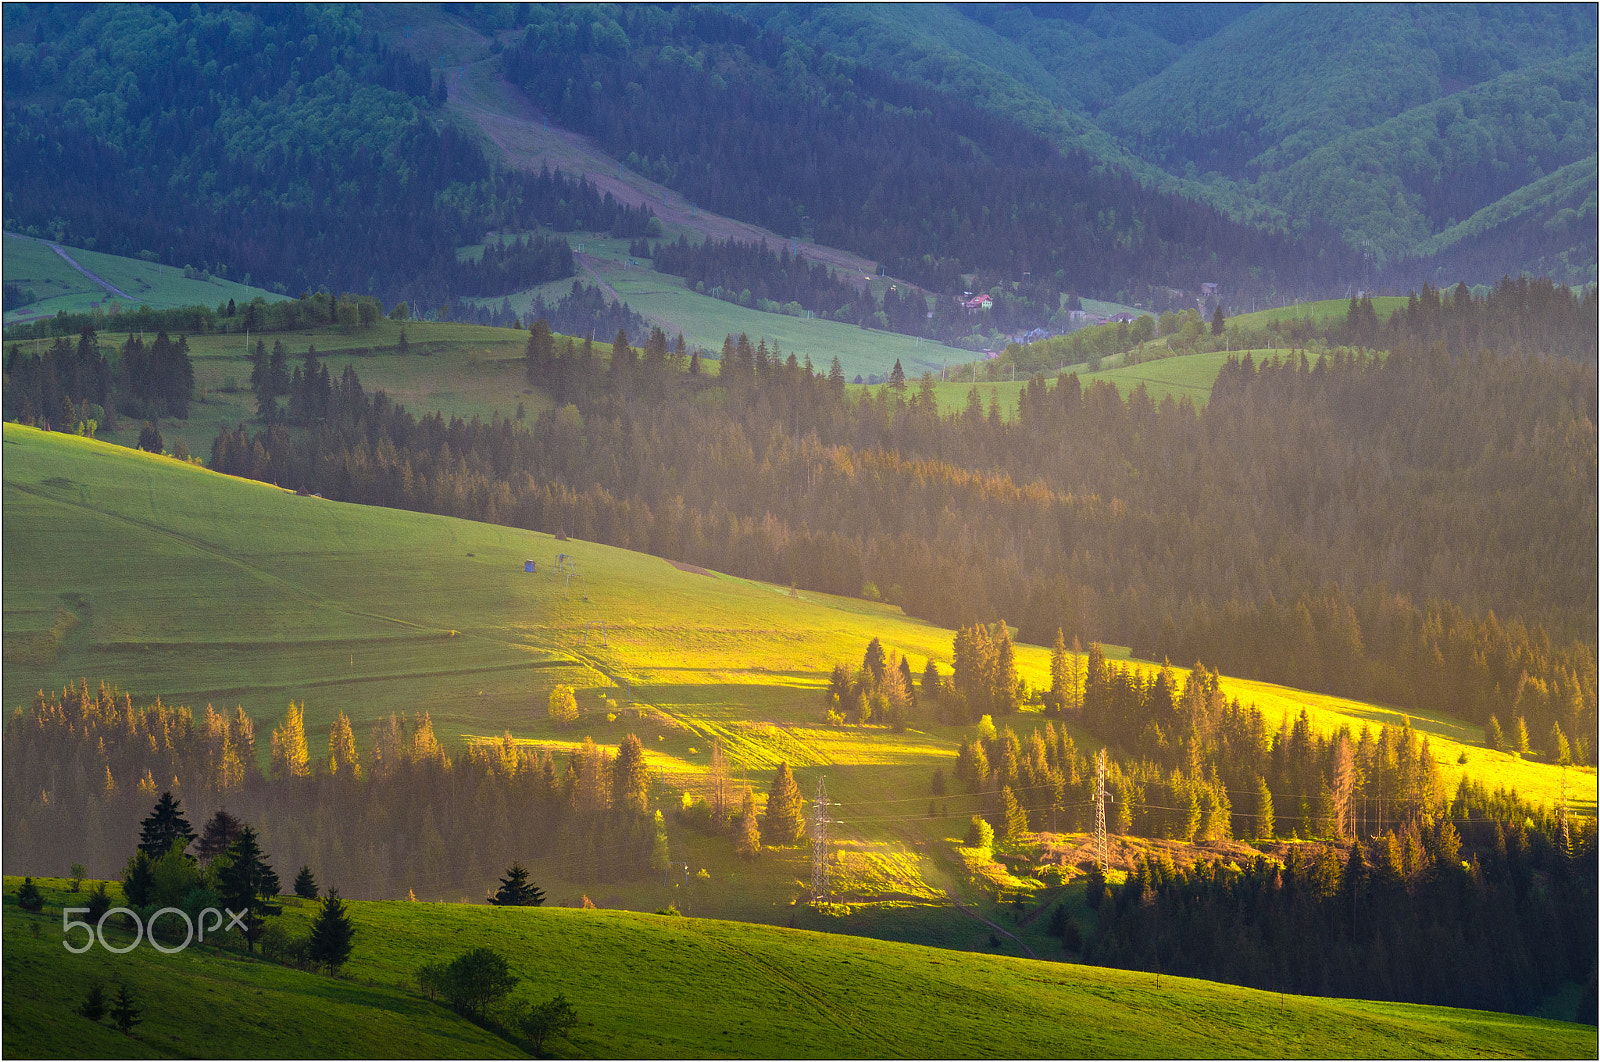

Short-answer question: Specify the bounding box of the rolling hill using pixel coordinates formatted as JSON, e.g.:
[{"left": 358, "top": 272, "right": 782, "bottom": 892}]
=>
[{"left": 7, "top": 877, "right": 1592, "bottom": 1059}]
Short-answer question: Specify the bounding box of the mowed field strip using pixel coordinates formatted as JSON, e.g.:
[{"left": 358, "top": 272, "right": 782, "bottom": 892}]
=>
[{"left": 5, "top": 424, "right": 1590, "bottom": 826}]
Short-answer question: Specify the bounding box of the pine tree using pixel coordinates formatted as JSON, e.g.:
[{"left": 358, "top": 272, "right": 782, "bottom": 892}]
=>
[
  {"left": 1211, "top": 305, "right": 1225, "bottom": 335},
  {"left": 16, "top": 876, "right": 43, "bottom": 912},
  {"left": 993, "top": 625, "right": 1019, "bottom": 714},
  {"left": 1048, "top": 629, "right": 1069, "bottom": 713},
  {"left": 931, "top": 766, "right": 946, "bottom": 797},
  {"left": 863, "top": 637, "right": 887, "bottom": 682},
  {"left": 611, "top": 733, "right": 650, "bottom": 816},
  {"left": 1514, "top": 716, "right": 1531, "bottom": 757},
  {"left": 735, "top": 789, "right": 761, "bottom": 858},
  {"left": 216, "top": 825, "right": 280, "bottom": 952},
  {"left": 328, "top": 711, "right": 360, "bottom": 778},
  {"left": 1255, "top": 776, "right": 1275, "bottom": 840},
  {"left": 269, "top": 702, "right": 310, "bottom": 780},
  {"left": 490, "top": 862, "right": 545, "bottom": 906},
  {"left": 1485, "top": 715, "right": 1505, "bottom": 751},
  {"left": 109, "top": 982, "right": 142, "bottom": 1035},
  {"left": 1001, "top": 785, "right": 1029, "bottom": 841},
  {"left": 137, "top": 421, "right": 163, "bottom": 453},
  {"left": 78, "top": 980, "right": 108, "bottom": 1022},
  {"left": 138, "top": 791, "right": 195, "bottom": 858},
  {"left": 195, "top": 809, "right": 242, "bottom": 864},
  {"left": 307, "top": 889, "right": 356, "bottom": 975},
  {"left": 762, "top": 762, "right": 805, "bottom": 845},
  {"left": 294, "top": 865, "right": 318, "bottom": 900},
  {"left": 1548, "top": 722, "right": 1571, "bottom": 765},
  {"left": 888, "top": 359, "right": 906, "bottom": 390}
]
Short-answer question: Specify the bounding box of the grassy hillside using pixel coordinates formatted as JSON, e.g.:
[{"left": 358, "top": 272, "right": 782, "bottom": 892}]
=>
[
  {"left": 5, "top": 424, "right": 1591, "bottom": 839},
  {"left": 5, "top": 877, "right": 1593, "bottom": 1059},
  {"left": 3, "top": 234, "right": 285, "bottom": 327}
]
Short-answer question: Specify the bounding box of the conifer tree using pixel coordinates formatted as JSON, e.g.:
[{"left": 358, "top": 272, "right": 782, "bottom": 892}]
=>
[
  {"left": 1048, "top": 628, "right": 1069, "bottom": 713},
  {"left": 269, "top": 703, "right": 310, "bottom": 780},
  {"left": 328, "top": 711, "right": 360, "bottom": 778},
  {"left": 735, "top": 789, "right": 761, "bottom": 858},
  {"left": 611, "top": 734, "right": 650, "bottom": 816},
  {"left": 138, "top": 791, "right": 195, "bottom": 858},
  {"left": 888, "top": 359, "right": 906, "bottom": 390},
  {"left": 1485, "top": 715, "right": 1505, "bottom": 751},
  {"left": 195, "top": 809, "right": 242, "bottom": 864},
  {"left": 762, "top": 762, "right": 805, "bottom": 845},
  {"left": 1255, "top": 776, "right": 1275, "bottom": 840},
  {"left": 217, "top": 825, "right": 280, "bottom": 952},
  {"left": 307, "top": 889, "right": 356, "bottom": 975},
  {"left": 1001, "top": 785, "right": 1029, "bottom": 841},
  {"left": 1514, "top": 716, "right": 1530, "bottom": 756},
  {"left": 294, "top": 865, "right": 318, "bottom": 900},
  {"left": 78, "top": 981, "right": 108, "bottom": 1022},
  {"left": 109, "top": 982, "right": 142, "bottom": 1035},
  {"left": 1548, "top": 722, "right": 1571, "bottom": 765},
  {"left": 993, "top": 625, "right": 1020, "bottom": 714},
  {"left": 16, "top": 877, "right": 43, "bottom": 912},
  {"left": 921, "top": 659, "right": 941, "bottom": 700},
  {"left": 490, "top": 862, "right": 545, "bottom": 906},
  {"left": 863, "top": 637, "right": 887, "bottom": 682}
]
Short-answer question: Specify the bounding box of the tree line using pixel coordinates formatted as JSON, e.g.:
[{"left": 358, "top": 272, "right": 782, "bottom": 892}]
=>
[
  {"left": 2, "top": 680, "right": 668, "bottom": 899},
  {"left": 203, "top": 313, "right": 1595, "bottom": 760},
  {"left": 3, "top": 326, "right": 195, "bottom": 431}
]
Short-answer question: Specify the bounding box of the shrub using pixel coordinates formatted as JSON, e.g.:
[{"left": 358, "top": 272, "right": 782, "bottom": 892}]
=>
[
  {"left": 17, "top": 877, "right": 43, "bottom": 912},
  {"left": 547, "top": 685, "right": 579, "bottom": 725},
  {"left": 441, "top": 947, "right": 518, "bottom": 1020},
  {"left": 522, "top": 994, "right": 579, "bottom": 1055}
]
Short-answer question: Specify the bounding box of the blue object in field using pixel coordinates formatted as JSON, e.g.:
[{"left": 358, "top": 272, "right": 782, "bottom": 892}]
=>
[{"left": 525, "top": 560, "right": 536, "bottom": 573}]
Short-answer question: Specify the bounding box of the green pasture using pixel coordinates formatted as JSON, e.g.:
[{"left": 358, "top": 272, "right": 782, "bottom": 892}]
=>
[
  {"left": 5, "top": 878, "right": 1592, "bottom": 1059},
  {"left": 1229, "top": 296, "right": 1408, "bottom": 330},
  {"left": 5, "top": 425, "right": 1590, "bottom": 831},
  {"left": 3, "top": 234, "right": 285, "bottom": 327}
]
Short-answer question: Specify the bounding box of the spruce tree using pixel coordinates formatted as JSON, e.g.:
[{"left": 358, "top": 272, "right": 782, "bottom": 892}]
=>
[
  {"left": 294, "top": 865, "right": 318, "bottom": 900},
  {"left": 863, "top": 637, "right": 887, "bottom": 682},
  {"left": 269, "top": 702, "right": 310, "bottom": 779},
  {"left": 888, "top": 359, "right": 906, "bottom": 390},
  {"left": 16, "top": 877, "right": 43, "bottom": 912},
  {"left": 735, "top": 789, "right": 762, "bottom": 859},
  {"left": 490, "top": 862, "right": 545, "bottom": 906},
  {"left": 921, "top": 659, "right": 941, "bottom": 699},
  {"left": 1514, "top": 716, "right": 1531, "bottom": 756},
  {"left": 1255, "top": 777, "right": 1275, "bottom": 840},
  {"left": 328, "top": 711, "right": 360, "bottom": 778},
  {"left": 196, "top": 808, "right": 242, "bottom": 864},
  {"left": 1485, "top": 715, "right": 1505, "bottom": 751},
  {"left": 1548, "top": 722, "right": 1571, "bottom": 765},
  {"left": 611, "top": 734, "right": 650, "bottom": 815},
  {"left": 78, "top": 980, "right": 108, "bottom": 1022},
  {"left": 762, "top": 762, "right": 805, "bottom": 845},
  {"left": 1048, "top": 629, "right": 1069, "bottom": 713},
  {"left": 1001, "top": 785, "right": 1029, "bottom": 841},
  {"left": 138, "top": 792, "right": 195, "bottom": 859},
  {"left": 307, "top": 889, "right": 356, "bottom": 975},
  {"left": 217, "top": 826, "right": 280, "bottom": 952},
  {"left": 109, "top": 983, "right": 142, "bottom": 1035}
]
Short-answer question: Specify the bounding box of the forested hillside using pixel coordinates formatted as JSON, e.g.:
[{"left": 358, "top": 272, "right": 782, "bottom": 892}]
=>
[
  {"left": 502, "top": 5, "right": 1355, "bottom": 309},
  {"left": 0, "top": 5, "right": 651, "bottom": 315},
  {"left": 752, "top": 3, "right": 1599, "bottom": 284},
  {"left": 203, "top": 282, "right": 1598, "bottom": 761}
]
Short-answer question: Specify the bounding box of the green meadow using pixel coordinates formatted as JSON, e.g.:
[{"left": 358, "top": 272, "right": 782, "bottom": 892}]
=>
[
  {"left": 2, "top": 234, "right": 285, "bottom": 327},
  {"left": 5, "top": 878, "right": 1592, "bottom": 1059},
  {"left": 1229, "top": 296, "right": 1409, "bottom": 330},
  {"left": 5, "top": 425, "right": 1590, "bottom": 864}
]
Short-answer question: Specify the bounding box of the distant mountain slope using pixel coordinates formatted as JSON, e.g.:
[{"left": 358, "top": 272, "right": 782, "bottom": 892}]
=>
[{"left": 757, "top": 3, "right": 1598, "bottom": 283}]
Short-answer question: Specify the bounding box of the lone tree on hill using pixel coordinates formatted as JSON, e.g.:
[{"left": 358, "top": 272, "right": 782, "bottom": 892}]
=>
[
  {"left": 762, "top": 762, "right": 805, "bottom": 845},
  {"left": 308, "top": 889, "right": 356, "bottom": 975},
  {"left": 294, "top": 865, "right": 318, "bottom": 900},
  {"left": 490, "top": 862, "right": 545, "bottom": 906},
  {"left": 138, "top": 792, "right": 195, "bottom": 859},
  {"left": 17, "top": 877, "right": 43, "bottom": 912}
]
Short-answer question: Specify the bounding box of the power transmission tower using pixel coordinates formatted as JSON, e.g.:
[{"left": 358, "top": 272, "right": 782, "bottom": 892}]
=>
[
  {"left": 1095, "top": 748, "right": 1108, "bottom": 872},
  {"left": 811, "top": 776, "right": 835, "bottom": 904}
]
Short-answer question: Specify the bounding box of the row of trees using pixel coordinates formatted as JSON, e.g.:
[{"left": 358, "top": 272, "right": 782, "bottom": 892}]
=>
[
  {"left": 2, "top": 680, "right": 668, "bottom": 897},
  {"left": 3, "top": 326, "right": 195, "bottom": 430},
  {"left": 1084, "top": 820, "right": 1596, "bottom": 1018}
]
